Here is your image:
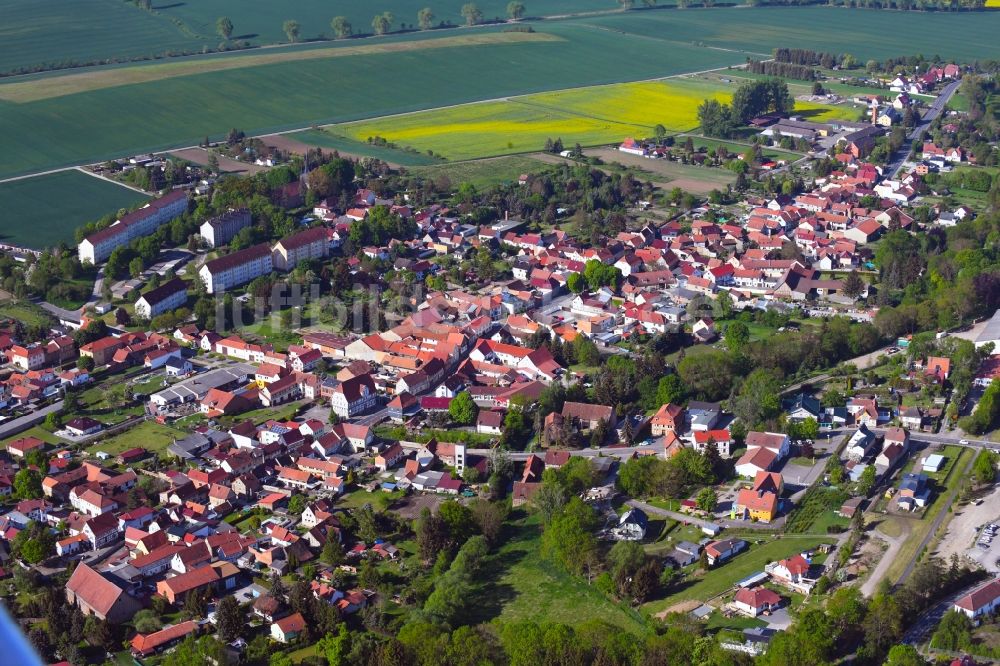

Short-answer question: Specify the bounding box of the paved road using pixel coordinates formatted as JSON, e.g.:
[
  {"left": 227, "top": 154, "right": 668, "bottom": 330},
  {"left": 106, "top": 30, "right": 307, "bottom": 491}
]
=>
[
  {"left": 903, "top": 579, "right": 983, "bottom": 645},
  {"left": 626, "top": 499, "right": 716, "bottom": 530},
  {"left": 887, "top": 79, "right": 961, "bottom": 178},
  {"left": 780, "top": 343, "right": 897, "bottom": 396},
  {"left": 0, "top": 400, "right": 63, "bottom": 440},
  {"left": 37, "top": 300, "right": 82, "bottom": 324}
]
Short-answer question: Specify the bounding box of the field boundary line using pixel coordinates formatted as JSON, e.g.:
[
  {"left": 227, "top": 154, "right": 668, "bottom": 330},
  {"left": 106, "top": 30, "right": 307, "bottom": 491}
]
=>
[{"left": 73, "top": 167, "right": 148, "bottom": 195}]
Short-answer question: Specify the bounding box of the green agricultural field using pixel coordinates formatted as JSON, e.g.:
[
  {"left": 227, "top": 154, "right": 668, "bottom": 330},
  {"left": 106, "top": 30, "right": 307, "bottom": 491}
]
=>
[
  {"left": 577, "top": 7, "right": 1000, "bottom": 63},
  {"left": 0, "top": 170, "right": 148, "bottom": 249},
  {"left": 2, "top": 9, "right": 999, "bottom": 180},
  {"left": 290, "top": 129, "right": 443, "bottom": 166},
  {"left": 0, "top": 22, "right": 744, "bottom": 179},
  {"left": 0, "top": 0, "right": 204, "bottom": 75},
  {"left": 153, "top": 0, "right": 626, "bottom": 46}
]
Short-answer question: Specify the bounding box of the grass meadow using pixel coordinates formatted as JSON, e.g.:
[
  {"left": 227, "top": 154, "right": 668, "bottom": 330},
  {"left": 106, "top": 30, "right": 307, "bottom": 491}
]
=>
[
  {"left": 408, "top": 155, "right": 553, "bottom": 188},
  {"left": 0, "top": 170, "right": 148, "bottom": 249}
]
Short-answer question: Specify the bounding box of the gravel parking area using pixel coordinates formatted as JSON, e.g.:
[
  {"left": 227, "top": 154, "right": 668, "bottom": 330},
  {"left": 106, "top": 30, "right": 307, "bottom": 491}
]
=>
[{"left": 934, "top": 483, "right": 1000, "bottom": 571}]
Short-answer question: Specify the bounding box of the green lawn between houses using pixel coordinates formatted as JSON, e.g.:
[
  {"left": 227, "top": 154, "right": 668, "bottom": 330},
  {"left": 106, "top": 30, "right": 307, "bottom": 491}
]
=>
[
  {"left": 85, "top": 420, "right": 188, "bottom": 457},
  {"left": 467, "top": 511, "right": 651, "bottom": 634},
  {"left": 644, "top": 535, "right": 835, "bottom": 613}
]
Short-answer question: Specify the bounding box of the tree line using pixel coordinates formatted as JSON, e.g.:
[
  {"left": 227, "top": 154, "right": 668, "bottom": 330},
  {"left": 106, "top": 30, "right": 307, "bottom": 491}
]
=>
[
  {"left": 697, "top": 78, "right": 794, "bottom": 138},
  {"left": 773, "top": 47, "right": 848, "bottom": 69},
  {"left": 748, "top": 60, "right": 818, "bottom": 81}
]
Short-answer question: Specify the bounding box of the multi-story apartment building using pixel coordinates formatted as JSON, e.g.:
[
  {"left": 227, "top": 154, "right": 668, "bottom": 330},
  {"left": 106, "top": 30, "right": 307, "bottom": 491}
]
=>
[
  {"left": 272, "top": 227, "right": 329, "bottom": 271},
  {"left": 78, "top": 190, "right": 188, "bottom": 264},
  {"left": 199, "top": 208, "right": 252, "bottom": 248},
  {"left": 134, "top": 278, "right": 188, "bottom": 320},
  {"left": 199, "top": 243, "right": 273, "bottom": 294}
]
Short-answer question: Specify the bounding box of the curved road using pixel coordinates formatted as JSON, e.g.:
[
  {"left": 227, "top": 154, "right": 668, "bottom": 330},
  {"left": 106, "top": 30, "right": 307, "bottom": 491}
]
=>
[{"left": 887, "top": 79, "right": 961, "bottom": 178}]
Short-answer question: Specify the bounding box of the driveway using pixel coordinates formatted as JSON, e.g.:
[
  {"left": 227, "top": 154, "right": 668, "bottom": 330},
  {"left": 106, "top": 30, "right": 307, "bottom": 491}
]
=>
[{"left": 861, "top": 522, "right": 908, "bottom": 597}]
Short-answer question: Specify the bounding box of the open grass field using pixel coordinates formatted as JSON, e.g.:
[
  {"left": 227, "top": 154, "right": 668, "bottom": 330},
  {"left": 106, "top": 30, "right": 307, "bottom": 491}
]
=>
[
  {"left": 86, "top": 420, "right": 187, "bottom": 457},
  {"left": 0, "top": 301, "right": 58, "bottom": 329},
  {"left": 644, "top": 535, "right": 835, "bottom": 613},
  {"left": 409, "top": 155, "right": 553, "bottom": 187},
  {"left": 468, "top": 512, "right": 650, "bottom": 634},
  {"left": 0, "top": 170, "right": 148, "bottom": 249}
]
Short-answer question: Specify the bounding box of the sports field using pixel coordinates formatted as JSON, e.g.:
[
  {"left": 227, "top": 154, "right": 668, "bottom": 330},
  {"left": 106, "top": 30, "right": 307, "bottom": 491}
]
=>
[
  {"left": 0, "top": 170, "right": 148, "bottom": 249},
  {"left": 330, "top": 77, "right": 853, "bottom": 161}
]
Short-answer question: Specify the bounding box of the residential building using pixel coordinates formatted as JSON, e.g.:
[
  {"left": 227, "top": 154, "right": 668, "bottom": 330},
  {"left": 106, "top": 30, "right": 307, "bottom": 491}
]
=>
[
  {"left": 199, "top": 243, "right": 273, "bottom": 294},
  {"left": 271, "top": 612, "right": 307, "bottom": 643},
  {"left": 199, "top": 208, "right": 251, "bottom": 248},
  {"left": 78, "top": 190, "right": 187, "bottom": 264},
  {"left": 650, "top": 403, "right": 685, "bottom": 436},
  {"left": 954, "top": 579, "right": 1000, "bottom": 618},
  {"left": 331, "top": 374, "right": 378, "bottom": 419},
  {"left": 733, "top": 587, "right": 782, "bottom": 617},
  {"left": 134, "top": 278, "right": 188, "bottom": 320},
  {"left": 705, "top": 538, "right": 748, "bottom": 566},
  {"left": 272, "top": 227, "right": 329, "bottom": 271},
  {"left": 65, "top": 562, "right": 142, "bottom": 623}
]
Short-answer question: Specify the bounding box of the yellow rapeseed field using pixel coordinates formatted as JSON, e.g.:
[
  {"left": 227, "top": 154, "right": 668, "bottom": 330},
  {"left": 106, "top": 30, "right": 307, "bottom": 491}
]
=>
[{"left": 335, "top": 78, "right": 852, "bottom": 161}]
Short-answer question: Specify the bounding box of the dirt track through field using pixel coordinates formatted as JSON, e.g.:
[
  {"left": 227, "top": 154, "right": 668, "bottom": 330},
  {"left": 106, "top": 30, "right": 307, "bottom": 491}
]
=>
[{"left": 0, "top": 32, "right": 561, "bottom": 103}]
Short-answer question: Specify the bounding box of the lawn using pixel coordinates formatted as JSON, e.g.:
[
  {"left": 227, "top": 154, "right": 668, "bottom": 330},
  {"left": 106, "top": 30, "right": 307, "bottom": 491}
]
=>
[
  {"left": 85, "top": 420, "right": 188, "bottom": 457},
  {"left": 409, "top": 155, "right": 554, "bottom": 188},
  {"left": 2, "top": 426, "right": 67, "bottom": 448},
  {"left": 0, "top": 301, "right": 58, "bottom": 329},
  {"left": 0, "top": 170, "right": 147, "bottom": 249},
  {"left": 469, "top": 512, "right": 651, "bottom": 634},
  {"left": 645, "top": 535, "right": 835, "bottom": 613},
  {"left": 883, "top": 446, "right": 972, "bottom": 585}
]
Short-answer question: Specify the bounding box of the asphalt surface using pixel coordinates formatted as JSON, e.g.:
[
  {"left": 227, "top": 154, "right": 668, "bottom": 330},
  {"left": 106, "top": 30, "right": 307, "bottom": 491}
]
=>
[
  {"left": 0, "top": 399, "right": 63, "bottom": 440},
  {"left": 887, "top": 79, "right": 961, "bottom": 178}
]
